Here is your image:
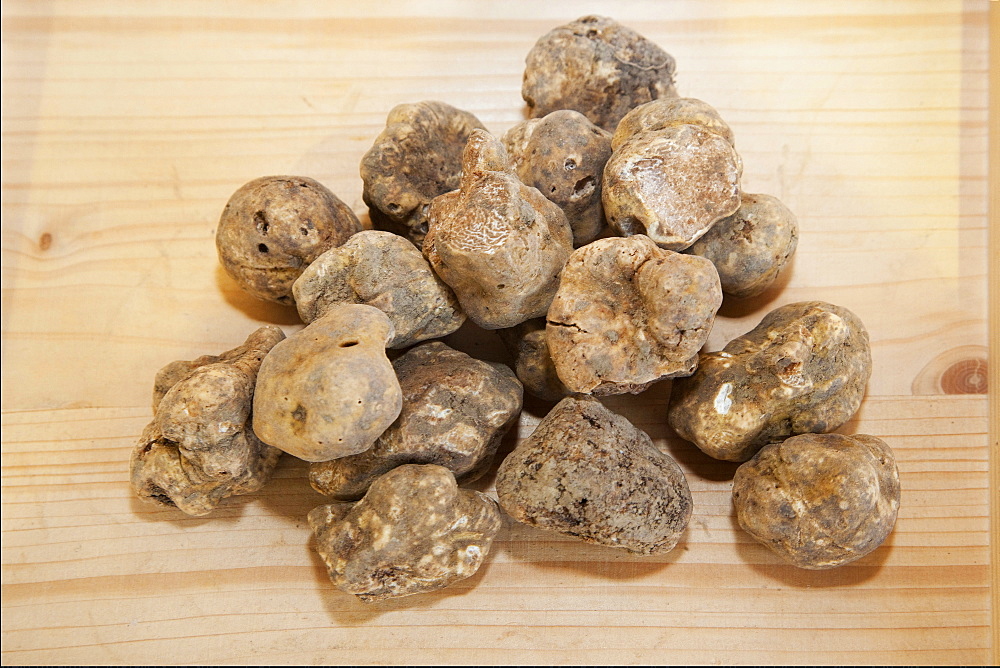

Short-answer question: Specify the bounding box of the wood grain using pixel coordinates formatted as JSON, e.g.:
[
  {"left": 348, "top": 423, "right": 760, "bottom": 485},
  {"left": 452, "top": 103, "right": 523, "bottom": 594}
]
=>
[{"left": 1, "top": 1, "right": 993, "bottom": 664}]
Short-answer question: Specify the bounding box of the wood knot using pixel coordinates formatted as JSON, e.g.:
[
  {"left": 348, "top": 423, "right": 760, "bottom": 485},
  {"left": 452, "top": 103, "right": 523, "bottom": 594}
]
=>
[
  {"left": 939, "top": 358, "right": 988, "bottom": 394},
  {"left": 39, "top": 232, "right": 53, "bottom": 251},
  {"left": 911, "top": 345, "right": 988, "bottom": 395}
]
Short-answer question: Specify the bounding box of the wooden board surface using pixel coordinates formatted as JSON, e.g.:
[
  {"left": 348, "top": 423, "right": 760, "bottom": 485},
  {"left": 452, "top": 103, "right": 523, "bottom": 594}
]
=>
[{"left": 1, "top": 1, "right": 994, "bottom": 664}]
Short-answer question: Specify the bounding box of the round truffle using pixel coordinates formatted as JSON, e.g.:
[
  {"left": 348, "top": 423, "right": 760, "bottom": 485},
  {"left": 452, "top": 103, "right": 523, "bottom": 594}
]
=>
[{"left": 612, "top": 97, "right": 735, "bottom": 151}]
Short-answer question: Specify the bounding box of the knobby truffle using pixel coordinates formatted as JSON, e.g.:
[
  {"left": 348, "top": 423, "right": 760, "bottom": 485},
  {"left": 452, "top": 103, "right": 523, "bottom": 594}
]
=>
[
  {"left": 612, "top": 97, "right": 734, "bottom": 151},
  {"left": 496, "top": 318, "right": 571, "bottom": 402},
  {"left": 309, "top": 464, "right": 502, "bottom": 601},
  {"left": 131, "top": 326, "right": 285, "bottom": 516}
]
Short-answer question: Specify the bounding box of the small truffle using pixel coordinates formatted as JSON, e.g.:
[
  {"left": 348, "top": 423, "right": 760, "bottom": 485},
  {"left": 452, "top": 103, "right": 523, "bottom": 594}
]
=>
[
  {"left": 612, "top": 97, "right": 735, "bottom": 151},
  {"left": 360, "top": 101, "right": 487, "bottom": 248},
  {"left": 131, "top": 326, "right": 286, "bottom": 516},
  {"left": 496, "top": 318, "right": 571, "bottom": 402},
  {"left": 546, "top": 235, "right": 722, "bottom": 395},
  {"left": 309, "top": 464, "right": 502, "bottom": 601},
  {"left": 424, "top": 129, "right": 573, "bottom": 329},
  {"left": 668, "top": 301, "right": 873, "bottom": 462},
  {"left": 292, "top": 230, "right": 465, "bottom": 348},
  {"left": 496, "top": 395, "right": 692, "bottom": 555},
  {"left": 502, "top": 110, "right": 612, "bottom": 246},
  {"left": 733, "top": 433, "right": 900, "bottom": 569},
  {"left": 309, "top": 342, "right": 523, "bottom": 501},
  {"left": 252, "top": 304, "right": 402, "bottom": 462},
  {"left": 603, "top": 124, "right": 743, "bottom": 250},
  {"left": 522, "top": 16, "right": 678, "bottom": 132},
  {"left": 216, "top": 176, "right": 361, "bottom": 304}
]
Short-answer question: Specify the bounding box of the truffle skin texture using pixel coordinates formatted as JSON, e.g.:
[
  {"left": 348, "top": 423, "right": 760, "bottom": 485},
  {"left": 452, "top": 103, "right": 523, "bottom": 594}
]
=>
[
  {"left": 546, "top": 235, "right": 722, "bottom": 396},
  {"left": 496, "top": 395, "right": 692, "bottom": 555},
  {"left": 668, "top": 301, "right": 872, "bottom": 462},
  {"left": 612, "top": 97, "right": 735, "bottom": 151},
  {"left": 496, "top": 318, "right": 571, "bottom": 402},
  {"left": 309, "top": 342, "right": 523, "bottom": 501},
  {"left": 522, "top": 15, "right": 678, "bottom": 132},
  {"left": 308, "top": 464, "right": 502, "bottom": 602},
  {"left": 733, "top": 433, "right": 900, "bottom": 569},
  {"left": 292, "top": 230, "right": 465, "bottom": 348},
  {"left": 603, "top": 124, "right": 743, "bottom": 251},
  {"left": 686, "top": 193, "right": 799, "bottom": 299},
  {"left": 424, "top": 129, "right": 574, "bottom": 330},
  {"left": 131, "top": 326, "right": 286, "bottom": 516},
  {"left": 502, "top": 110, "right": 612, "bottom": 247},
  {"left": 360, "top": 101, "right": 487, "bottom": 248},
  {"left": 216, "top": 176, "right": 362, "bottom": 304},
  {"left": 252, "top": 304, "right": 402, "bottom": 462}
]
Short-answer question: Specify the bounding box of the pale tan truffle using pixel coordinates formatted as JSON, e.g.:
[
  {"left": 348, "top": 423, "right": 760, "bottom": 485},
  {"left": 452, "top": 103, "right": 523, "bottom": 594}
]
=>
[
  {"left": 502, "top": 110, "right": 612, "bottom": 247},
  {"left": 603, "top": 124, "right": 742, "bottom": 250},
  {"left": 547, "top": 235, "right": 722, "bottom": 396},
  {"left": 424, "top": 129, "right": 573, "bottom": 330},
  {"left": 668, "top": 301, "right": 872, "bottom": 462},
  {"left": 216, "top": 176, "right": 361, "bottom": 304},
  {"left": 309, "top": 464, "right": 502, "bottom": 601},
  {"left": 131, "top": 326, "right": 285, "bottom": 516},
  {"left": 612, "top": 97, "right": 735, "bottom": 151},
  {"left": 252, "top": 304, "right": 402, "bottom": 462},
  {"left": 522, "top": 16, "right": 678, "bottom": 132},
  {"left": 292, "top": 230, "right": 465, "bottom": 348},
  {"left": 360, "top": 101, "right": 486, "bottom": 248},
  {"left": 496, "top": 395, "right": 692, "bottom": 555},
  {"left": 496, "top": 318, "right": 571, "bottom": 402},
  {"left": 733, "top": 433, "right": 900, "bottom": 569},
  {"left": 309, "top": 342, "right": 523, "bottom": 501}
]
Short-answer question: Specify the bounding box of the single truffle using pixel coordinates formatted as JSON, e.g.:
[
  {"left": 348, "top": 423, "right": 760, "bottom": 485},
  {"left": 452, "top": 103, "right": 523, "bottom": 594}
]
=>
[
  {"left": 603, "top": 124, "right": 743, "bottom": 250},
  {"left": 360, "top": 101, "right": 487, "bottom": 248},
  {"left": 668, "top": 301, "right": 873, "bottom": 462},
  {"left": 612, "top": 97, "right": 734, "bottom": 150},
  {"left": 502, "top": 110, "right": 612, "bottom": 246},
  {"left": 685, "top": 193, "right": 798, "bottom": 299},
  {"left": 130, "top": 326, "right": 286, "bottom": 516},
  {"left": 292, "top": 230, "right": 465, "bottom": 348},
  {"left": 309, "top": 464, "right": 502, "bottom": 601},
  {"left": 496, "top": 395, "right": 692, "bottom": 555},
  {"left": 733, "top": 433, "right": 900, "bottom": 569},
  {"left": 424, "top": 129, "right": 573, "bottom": 329},
  {"left": 496, "top": 318, "right": 571, "bottom": 402},
  {"left": 309, "top": 342, "right": 523, "bottom": 501},
  {"left": 216, "top": 176, "right": 361, "bottom": 304},
  {"left": 522, "top": 16, "right": 678, "bottom": 132},
  {"left": 546, "top": 235, "right": 722, "bottom": 395},
  {"left": 252, "top": 304, "right": 402, "bottom": 462}
]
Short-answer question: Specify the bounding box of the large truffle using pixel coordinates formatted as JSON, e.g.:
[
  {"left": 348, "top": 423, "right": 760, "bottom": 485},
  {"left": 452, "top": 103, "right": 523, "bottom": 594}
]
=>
[
  {"left": 546, "top": 235, "right": 722, "bottom": 395},
  {"left": 292, "top": 230, "right": 465, "bottom": 348},
  {"left": 502, "top": 110, "right": 612, "bottom": 247},
  {"left": 309, "top": 342, "right": 523, "bottom": 501},
  {"left": 496, "top": 318, "right": 571, "bottom": 402},
  {"left": 216, "top": 176, "right": 361, "bottom": 304},
  {"left": 252, "top": 304, "right": 402, "bottom": 462},
  {"left": 424, "top": 129, "right": 573, "bottom": 329},
  {"left": 733, "top": 433, "right": 900, "bottom": 569},
  {"left": 309, "top": 464, "right": 502, "bottom": 601},
  {"left": 668, "top": 301, "right": 873, "bottom": 462},
  {"left": 496, "top": 395, "right": 692, "bottom": 555},
  {"left": 131, "top": 326, "right": 285, "bottom": 516},
  {"left": 360, "top": 101, "right": 487, "bottom": 248},
  {"left": 522, "top": 16, "right": 678, "bottom": 132}
]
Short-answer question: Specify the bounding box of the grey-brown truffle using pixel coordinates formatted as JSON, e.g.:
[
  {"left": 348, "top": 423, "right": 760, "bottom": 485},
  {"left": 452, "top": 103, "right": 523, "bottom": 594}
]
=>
[
  {"left": 522, "top": 16, "right": 678, "bottom": 132},
  {"left": 612, "top": 97, "right": 734, "bottom": 151},
  {"left": 131, "top": 326, "right": 285, "bottom": 516},
  {"left": 360, "top": 101, "right": 487, "bottom": 248},
  {"left": 309, "top": 342, "right": 523, "bottom": 501},
  {"left": 733, "top": 433, "right": 900, "bottom": 569},
  {"left": 603, "top": 124, "right": 742, "bottom": 250},
  {"left": 292, "top": 230, "right": 465, "bottom": 348},
  {"left": 502, "top": 110, "right": 612, "bottom": 247},
  {"left": 546, "top": 235, "right": 722, "bottom": 395},
  {"left": 216, "top": 176, "right": 361, "bottom": 304},
  {"left": 668, "top": 301, "right": 873, "bottom": 462},
  {"left": 496, "top": 318, "right": 571, "bottom": 402},
  {"left": 252, "top": 304, "right": 402, "bottom": 462},
  {"left": 686, "top": 193, "right": 798, "bottom": 299},
  {"left": 424, "top": 129, "right": 573, "bottom": 329},
  {"left": 309, "top": 464, "right": 502, "bottom": 601},
  {"left": 496, "top": 395, "right": 692, "bottom": 555}
]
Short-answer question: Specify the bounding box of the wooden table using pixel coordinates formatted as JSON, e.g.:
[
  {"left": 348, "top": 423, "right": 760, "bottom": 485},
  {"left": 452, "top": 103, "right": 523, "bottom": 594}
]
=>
[{"left": 2, "top": 1, "right": 995, "bottom": 664}]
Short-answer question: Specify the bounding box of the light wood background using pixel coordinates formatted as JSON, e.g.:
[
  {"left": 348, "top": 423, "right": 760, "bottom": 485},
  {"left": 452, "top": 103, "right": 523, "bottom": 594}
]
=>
[{"left": 2, "top": 1, "right": 994, "bottom": 664}]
